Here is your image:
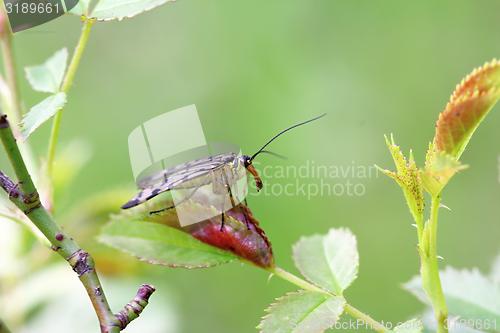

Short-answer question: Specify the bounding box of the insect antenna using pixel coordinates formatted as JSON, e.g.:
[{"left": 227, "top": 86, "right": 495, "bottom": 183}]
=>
[
  {"left": 249, "top": 113, "right": 326, "bottom": 161},
  {"left": 258, "top": 150, "right": 288, "bottom": 160}
]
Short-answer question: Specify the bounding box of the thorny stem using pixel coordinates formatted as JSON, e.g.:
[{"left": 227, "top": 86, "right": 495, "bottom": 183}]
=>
[
  {"left": 47, "top": 17, "right": 94, "bottom": 179},
  {"left": 269, "top": 266, "right": 389, "bottom": 333},
  {"left": 0, "top": 114, "right": 155, "bottom": 332},
  {"left": 420, "top": 195, "right": 448, "bottom": 333}
]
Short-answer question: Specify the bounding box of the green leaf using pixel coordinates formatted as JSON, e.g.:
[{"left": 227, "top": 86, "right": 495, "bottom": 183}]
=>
[
  {"left": 258, "top": 290, "right": 345, "bottom": 333},
  {"left": 434, "top": 59, "right": 500, "bottom": 159},
  {"left": 91, "top": 0, "right": 174, "bottom": 21},
  {"left": 99, "top": 219, "right": 236, "bottom": 268},
  {"left": 421, "top": 144, "right": 468, "bottom": 196},
  {"left": 394, "top": 318, "right": 423, "bottom": 333},
  {"left": 377, "top": 135, "right": 424, "bottom": 222},
  {"left": 404, "top": 267, "right": 500, "bottom": 326},
  {"left": 25, "top": 48, "right": 68, "bottom": 93},
  {"left": 293, "top": 228, "right": 358, "bottom": 295},
  {"left": 21, "top": 93, "right": 67, "bottom": 139},
  {"left": 109, "top": 194, "right": 274, "bottom": 268}
]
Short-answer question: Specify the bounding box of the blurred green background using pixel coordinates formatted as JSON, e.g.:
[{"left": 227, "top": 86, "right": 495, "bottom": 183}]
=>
[{"left": 1, "top": 0, "right": 500, "bottom": 332}]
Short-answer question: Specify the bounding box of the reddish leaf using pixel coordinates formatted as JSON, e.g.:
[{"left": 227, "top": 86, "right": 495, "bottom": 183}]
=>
[
  {"left": 434, "top": 59, "right": 500, "bottom": 158},
  {"left": 185, "top": 205, "right": 274, "bottom": 268},
  {"left": 143, "top": 199, "right": 274, "bottom": 268}
]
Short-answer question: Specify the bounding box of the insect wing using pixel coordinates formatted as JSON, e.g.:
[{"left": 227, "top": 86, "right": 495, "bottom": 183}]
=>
[
  {"left": 137, "top": 153, "right": 237, "bottom": 189},
  {"left": 121, "top": 153, "right": 238, "bottom": 209},
  {"left": 172, "top": 160, "right": 249, "bottom": 227}
]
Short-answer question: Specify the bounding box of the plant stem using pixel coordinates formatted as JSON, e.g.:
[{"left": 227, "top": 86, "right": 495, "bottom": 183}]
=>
[
  {"left": 47, "top": 17, "right": 94, "bottom": 177},
  {"left": 269, "top": 267, "right": 388, "bottom": 333},
  {"left": 420, "top": 195, "right": 448, "bottom": 333},
  {"left": 415, "top": 213, "right": 424, "bottom": 245},
  {"left": 0, "top": 114, "right": 155, "bottom": 332},
  {"left": 0, "top": 4, "right": 42, "bottom": 205},
  {"left": 343, "top": 304, "right": 388, "bottom": 333},
  {"left": 0, "top": 2, "right": 22, "bottom": 124},
  {"left": 0, "top": 318, "right": 11, "bottom": 333},
  {"left": 271, "top": 267, "right": 325, "bottom": 293}
]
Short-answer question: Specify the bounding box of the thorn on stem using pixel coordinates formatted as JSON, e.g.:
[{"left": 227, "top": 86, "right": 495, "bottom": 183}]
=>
[
  {"left": 68, "top": 249, "right": 93, "bottom": 277},
  {"left": 21, "top": 191, "right": 42, "bottom": 215},
  {"left": 439, "top": 203, "right": 452, "bottom": 211},
  {"left": 51, "top": 245, "right": 61, "bottom": 252}
]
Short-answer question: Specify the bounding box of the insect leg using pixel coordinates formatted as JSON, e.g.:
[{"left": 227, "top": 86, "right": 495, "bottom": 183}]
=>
[
  {"left": 149, "top": 203, "right": 175, "bottom": 215},
  {"left": 219, "top": 201, "right": 225, "bottom": 232},
  {"left": 241, "top": 207, "right": 250, "bottom": 229},
  {"left": 223, "top": 170, "right": 250, "bottom": 230},
  {"left": 219, "top": 184, "right": 250, "bottom": 231},
  {"left": 221, "top": 167, "right": 240, "bottom": 207},
  {"left": 219, "top": 168, "right": 239, "bottom": 231},
  {"left": 149, "top": 184, "right": 202, "bottom": 215},
  {"left": 241, "top": 206, "right": 250, "bottom": 229}
]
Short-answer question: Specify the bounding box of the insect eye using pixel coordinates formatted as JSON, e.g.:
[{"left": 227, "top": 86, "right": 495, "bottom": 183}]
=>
[{"left": 243, "top": 155, "right": 252, "bottom": 167}]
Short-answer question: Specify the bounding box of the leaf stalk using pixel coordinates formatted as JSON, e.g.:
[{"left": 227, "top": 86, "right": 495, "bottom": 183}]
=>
[
  {"left": 47, "top": 17, "right": 95, "bottom": 179},
  {"left": 419, "top": 195, "right": 448, "bottom": 333},
  {"left": 268, "top": 266, "right": 389, "bottom": 333}
]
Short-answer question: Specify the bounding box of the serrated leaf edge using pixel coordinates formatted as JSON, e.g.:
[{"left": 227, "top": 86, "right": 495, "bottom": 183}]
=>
[
  {"left": 20, "top": 92, "right": 67, "bottom": 140},
  {"left": 91, "top": 0, "right": 176, "bottom": 22},
  {"left": 24, "top": 48, "right": 68, "bottom": 94},
  {"left": 434, "top": 59, "right": 500, "bottom": 158},
  {"left": 257, "top": 290, "right": 346, "bottom": 332},
  {"left": 292, "top": 228, "right": 359, "bottom": 295},
  {"left": 98, "top": 220, "right": 237, "bottom": 269}
]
